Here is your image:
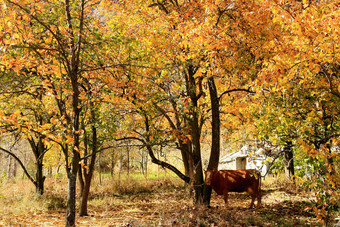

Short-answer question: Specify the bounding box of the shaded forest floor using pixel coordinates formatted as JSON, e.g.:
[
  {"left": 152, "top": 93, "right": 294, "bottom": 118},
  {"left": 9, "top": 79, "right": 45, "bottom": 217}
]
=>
[{"left": 0, "top": 174, "right": 339, "bottom": 226}]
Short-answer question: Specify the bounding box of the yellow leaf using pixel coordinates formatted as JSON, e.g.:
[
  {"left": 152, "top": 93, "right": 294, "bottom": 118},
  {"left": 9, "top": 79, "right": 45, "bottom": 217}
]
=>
[{"left": 65, "top": 137, "right": 74, "bottom": 144}]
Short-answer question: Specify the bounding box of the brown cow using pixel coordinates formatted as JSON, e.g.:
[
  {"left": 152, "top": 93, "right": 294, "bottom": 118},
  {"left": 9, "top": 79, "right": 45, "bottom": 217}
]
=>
[{"left": 205, "top": 169, "right": 261, "bottom": 208}]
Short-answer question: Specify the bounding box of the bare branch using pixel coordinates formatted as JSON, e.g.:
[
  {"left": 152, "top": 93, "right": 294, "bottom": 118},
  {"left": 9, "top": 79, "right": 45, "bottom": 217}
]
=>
[
  {"left": 0, "top": 146, "right": 36, "bottom": 185},
  {"left": 219, "top": 88, "right": 255, "bottom": 100}
]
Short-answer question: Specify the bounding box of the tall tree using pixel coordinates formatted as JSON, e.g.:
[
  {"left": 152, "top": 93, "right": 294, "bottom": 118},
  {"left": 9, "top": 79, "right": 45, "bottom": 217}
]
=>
[
  {"left": 104, "top": 0, "right": 271, "bottom": 204},
  {"left": 0, "top": 71, "right": 51, "bottom": 194},
  {"left": 1, "top": 0, "right": 114, "bottom": 225},
  {"left": 253, "top": 0, "right": 339, "bottom": 220}
]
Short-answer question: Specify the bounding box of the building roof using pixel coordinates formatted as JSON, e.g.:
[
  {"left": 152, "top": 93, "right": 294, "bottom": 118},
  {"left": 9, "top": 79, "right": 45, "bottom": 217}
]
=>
[{"left": 220, "top": 145, "right": 267, "bottom": 164}]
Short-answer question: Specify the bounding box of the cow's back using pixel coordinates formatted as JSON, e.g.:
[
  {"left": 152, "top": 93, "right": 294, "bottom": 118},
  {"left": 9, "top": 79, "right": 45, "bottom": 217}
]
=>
[{"left": 217, "top": 170, "right": 260, "bottom": 193}]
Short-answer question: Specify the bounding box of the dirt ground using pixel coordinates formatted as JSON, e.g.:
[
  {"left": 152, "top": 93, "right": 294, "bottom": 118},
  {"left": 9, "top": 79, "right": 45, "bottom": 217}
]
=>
[{"left": 0, "top": 178, "right": 339, "bottom": 226}]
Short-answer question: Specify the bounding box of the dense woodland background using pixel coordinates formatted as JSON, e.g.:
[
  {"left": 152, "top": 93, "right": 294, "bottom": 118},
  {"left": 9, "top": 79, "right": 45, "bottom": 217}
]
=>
[{"left": 0, "top": 0, "right": 339, "bottom": 226}]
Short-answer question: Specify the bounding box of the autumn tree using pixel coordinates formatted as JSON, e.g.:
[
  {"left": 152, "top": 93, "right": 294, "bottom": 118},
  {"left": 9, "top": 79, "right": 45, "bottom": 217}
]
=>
[
  {"left": 1, "top": 0, "right": 117, "bottom": 225},
  {"left": 103, "top": 0, "right": 273, "bottom": 205},
  {"left": 0, "top": 70, "right": 53, "bottom": 194},
  {"left": 253, "top": 0, "right": 339, "bottom": 221}
]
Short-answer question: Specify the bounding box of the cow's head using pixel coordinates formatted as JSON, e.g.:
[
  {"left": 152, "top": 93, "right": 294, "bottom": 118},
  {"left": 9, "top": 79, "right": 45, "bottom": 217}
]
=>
[{"left": 204, "top": 170, "right": 214, "bottom": 186}]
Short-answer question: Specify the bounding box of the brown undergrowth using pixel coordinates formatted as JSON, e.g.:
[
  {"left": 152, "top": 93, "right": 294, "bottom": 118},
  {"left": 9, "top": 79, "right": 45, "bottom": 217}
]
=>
[{"left": 0, "top": 174, "right": 338, "bottom": 226}]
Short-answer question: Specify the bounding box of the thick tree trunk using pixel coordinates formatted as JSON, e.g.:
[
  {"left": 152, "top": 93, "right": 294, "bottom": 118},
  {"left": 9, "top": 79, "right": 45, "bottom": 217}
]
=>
[
  {"left": 186, "top": 65, "right": 204, "bottom": 204},
  {"left": 66, "top": 168, "right": 78, "bottom": 227},
  {"left": 79, "top": 176, "right": 92, "bottom": 216},
  {"left": 180, "top": 141, "right": 194, "bottom": 179},
  {"left": 36, "top": 158, "right": 45, "bottom": 195},
  {"left": 28, "top": 137, "right": 46, "bottom": 195},
  {"left": 203, "top": 77, "right": 220, "bottom": 206},
  {"left": 283, "top": 142, "right": 294, "bottom": 181},
  {"left": 79, "top": 163, "right": 95, "bottom": 216},
  {"left": 191, "top": 112, "right": 204, "bottom": 204},
  {"left": 65, "top": 116, "right": 81, "bottom": 225},
  {"left": 79, "top": 122, "right": 97, "bottom": 217},
  {"left": 66, "top": 70, "right": 81, "bottom": 226}
]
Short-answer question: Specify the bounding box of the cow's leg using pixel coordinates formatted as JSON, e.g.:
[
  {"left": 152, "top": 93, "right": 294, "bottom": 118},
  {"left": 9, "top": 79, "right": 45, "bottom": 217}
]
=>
[
  {"left": 223, "top": 190, "right": 229, "bottom": 207},
  {"left": 246, "top": 188, "right": 256, "bottom": 208},
  {"left": 249, "top": 193, "right": 256, "bottom": 208},
  {"left": 256, "top": 190, "right": 262, "bottom": 208}
]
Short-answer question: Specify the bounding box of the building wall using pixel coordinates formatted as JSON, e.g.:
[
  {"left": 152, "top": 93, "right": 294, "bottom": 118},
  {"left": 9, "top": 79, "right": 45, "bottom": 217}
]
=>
[{"left": 219, "top": 156, "right": 269, "bottom": 176}]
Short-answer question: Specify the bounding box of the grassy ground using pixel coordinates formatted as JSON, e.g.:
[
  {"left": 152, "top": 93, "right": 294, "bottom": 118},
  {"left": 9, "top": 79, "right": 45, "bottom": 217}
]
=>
[{"left": 0, "top": 173, "right": 339, "bottom": 226}]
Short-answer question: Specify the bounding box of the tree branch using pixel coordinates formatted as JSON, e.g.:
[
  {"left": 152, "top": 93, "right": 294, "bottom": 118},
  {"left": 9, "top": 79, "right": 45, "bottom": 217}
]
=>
[
  {"left": 219, "top": 88, "right": 255, "bottom": 100},
  {"left": 0, "top": 147, "right": 36, "bottom": 185}
]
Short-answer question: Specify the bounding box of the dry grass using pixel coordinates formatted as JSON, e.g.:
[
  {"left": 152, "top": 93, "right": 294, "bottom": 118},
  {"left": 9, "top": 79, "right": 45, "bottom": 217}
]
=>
[{"left": 0, "top": 174, "right": 339, "bottom": 226}]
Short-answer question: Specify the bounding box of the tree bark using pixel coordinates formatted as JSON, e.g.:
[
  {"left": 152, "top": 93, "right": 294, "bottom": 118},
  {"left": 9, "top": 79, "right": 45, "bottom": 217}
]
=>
[
  {"left": 35, "top": 157, "right": 45, "bottom": 195},
  {"left": 186, "top": 64, "right": 204, "bottom": 204},
  {"left": 179, "top": 141, "right": 194, "bottom": 179},
  {"left": 283, "top": 142, "right": 294, "bottom": 181},
  {"left": 7, "top": 155, "right": 12, "bottom": 179},
  {"left": 65, "top": 54, "right": 82, "bottom": 227},
  {"left": 203, "top": 77, "right": 220, "bottom": 206},
  {"left": 66, "top": 168, "right": 78, "bottom": 227},
  {"left": 29, "top": 137, "right": 47, "bottom": 195},
  {"left": 111, "top": 151, "right": 115, "bottom": 177},
  {"left": 79, "top": 116, "right": 97, "bottom": 216}
]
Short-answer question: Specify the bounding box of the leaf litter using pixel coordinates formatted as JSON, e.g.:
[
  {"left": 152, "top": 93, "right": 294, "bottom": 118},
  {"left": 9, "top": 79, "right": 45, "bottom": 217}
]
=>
[{"left": 0, "top": 179, "right": 338, "bottom": 226}]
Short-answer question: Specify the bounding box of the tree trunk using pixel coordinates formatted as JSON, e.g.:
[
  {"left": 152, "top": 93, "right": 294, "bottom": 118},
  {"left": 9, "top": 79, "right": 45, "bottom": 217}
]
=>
[
  {"left": 111, "top": 151, "right": 115, "bottom": 177},
  {"left": 203, "top": 77, "right": 220, "bottom": 206},
  {"left": 119, "top": 149, "right": 123, "bottom": 181},
  {"left": 141, "top": 150, "right": 145, "bottom": 175},
  {"left": 7, "top": 155, "right": 12, "bottom": 179},
  {"left": 127, "top": 144, "right": 130, "bottom": 177},
  {"left": 144, "top": 150, "right": 148, "bottom": 178},
  {"left": 13, "top": 158, "right": 17, "bottom": 178},
  {"left": 283, "top": 142, "right": 294, "bottom": 181},
  {"left": 35, "top": 138, "right": 46, "bottom": 195},
  {"left": 79, "top": 175, "right": 91, "bottom": 216},
  {"left": 66, "top": 168, "right": 78, "bottom": 227},
  {"left": 36, "top": 158, "right": 45, "bottom": 195},
  {"left": 65, "top": 111, "right": 81, "bottom": 226},
  {"left": 180, "top": 141, "right": 193, "bottom": 179},
  {"left": 66, "top": 72, "right": 81, "bottom": 226},
  {"left": 79, "top": 168, "right": 95, "bottom": 217},
  {"left": 98, "top": 151, "right": 102, "bottom": 185},
  {"left": 79, "top": 120, "right": 97, "bottom": 217},
  {"left": 186, "top": 65, "right": 204, "bottom": 204},
  {"left": 78, "top": 165, "right": 85, "bottom": 198}
]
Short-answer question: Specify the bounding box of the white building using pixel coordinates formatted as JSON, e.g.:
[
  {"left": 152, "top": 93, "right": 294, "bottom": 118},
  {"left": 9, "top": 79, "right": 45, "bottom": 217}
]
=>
[{"left": 218, "top": 145, "right": 271, "bottom": 176}]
